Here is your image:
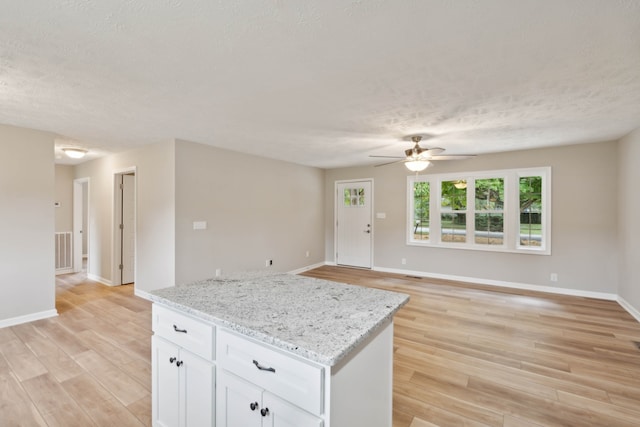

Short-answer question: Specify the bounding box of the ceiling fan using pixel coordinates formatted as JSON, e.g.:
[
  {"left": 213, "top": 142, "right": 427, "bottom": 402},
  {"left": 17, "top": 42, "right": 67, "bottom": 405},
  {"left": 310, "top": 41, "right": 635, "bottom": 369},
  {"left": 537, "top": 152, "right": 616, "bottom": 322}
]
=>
[{"left": 370, "top": 135, "right": 476, "bottom": 171}]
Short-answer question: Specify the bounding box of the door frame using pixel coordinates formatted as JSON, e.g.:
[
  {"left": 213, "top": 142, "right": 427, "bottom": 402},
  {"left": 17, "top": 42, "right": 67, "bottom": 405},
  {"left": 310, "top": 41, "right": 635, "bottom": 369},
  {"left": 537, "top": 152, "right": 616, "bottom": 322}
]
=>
[
  {"left": 73, "top": 177, "right": 90, "bottom": 273},
  {"left": 113, "top": 166, "right": 137, "bottom": 286},
  {"left": 334, "top": 178, "right": 374, "bottom": 269}
]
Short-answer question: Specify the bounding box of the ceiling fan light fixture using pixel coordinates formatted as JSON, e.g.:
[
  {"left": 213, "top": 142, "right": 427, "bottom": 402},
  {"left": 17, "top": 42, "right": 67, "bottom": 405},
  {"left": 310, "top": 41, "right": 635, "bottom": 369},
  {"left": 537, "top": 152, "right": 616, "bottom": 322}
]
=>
[
  {"left": 405, "top": 160, "right": 430, "bottom": 172},
  {"left": 62, "top": 148, "right": 88, "bottom": 159},
  {"left": 454, "top": 180, "right": 467, "bottom": 189}
]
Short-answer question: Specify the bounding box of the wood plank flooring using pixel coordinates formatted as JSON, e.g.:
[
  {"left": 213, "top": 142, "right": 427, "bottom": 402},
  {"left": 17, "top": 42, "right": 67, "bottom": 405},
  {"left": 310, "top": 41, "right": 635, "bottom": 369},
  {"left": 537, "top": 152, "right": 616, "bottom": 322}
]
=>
[
  {"left": 301, "top": 266, "right": 640, "bottom": 427},
  {"left": 0, "top": 272, "right": 152, "bottom": 427},
  {"left": 2, "top": 266, "right": 640, "bottom": 426}
]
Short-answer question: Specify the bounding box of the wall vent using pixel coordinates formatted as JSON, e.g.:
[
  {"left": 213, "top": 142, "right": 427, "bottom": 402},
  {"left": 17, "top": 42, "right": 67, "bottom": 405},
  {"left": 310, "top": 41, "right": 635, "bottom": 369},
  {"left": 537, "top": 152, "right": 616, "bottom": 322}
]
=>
[{"left": 55, "top": 232, "right": 73, "bottom": 273}]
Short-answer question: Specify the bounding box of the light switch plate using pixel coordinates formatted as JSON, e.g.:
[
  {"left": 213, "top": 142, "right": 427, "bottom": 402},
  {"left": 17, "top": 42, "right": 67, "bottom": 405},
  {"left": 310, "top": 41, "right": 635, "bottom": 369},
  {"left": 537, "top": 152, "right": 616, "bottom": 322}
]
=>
[
  {"left": 376, "top": 212, "right": 386, "bottom": 219},
  {"left": 193, "top": 221, "right": 207, "bottom": 230}
]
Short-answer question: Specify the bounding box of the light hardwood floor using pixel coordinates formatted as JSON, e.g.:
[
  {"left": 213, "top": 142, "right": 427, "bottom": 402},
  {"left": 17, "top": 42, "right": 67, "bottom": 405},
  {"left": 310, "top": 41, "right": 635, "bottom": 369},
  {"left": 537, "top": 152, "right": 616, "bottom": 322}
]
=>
[
  {"left": 0, "top": 272, "right": 152, "bottom": 427},
  {"left": 2, "top": 267, "right": 640, "bottom": 426},
  {"left": 301, "top": 266, "right": 640, "bottom": 427}
]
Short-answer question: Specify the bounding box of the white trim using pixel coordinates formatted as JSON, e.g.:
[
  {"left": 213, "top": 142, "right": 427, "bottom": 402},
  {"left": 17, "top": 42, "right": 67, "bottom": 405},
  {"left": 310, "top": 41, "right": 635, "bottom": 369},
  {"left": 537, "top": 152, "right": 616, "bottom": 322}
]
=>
[
  {"left": 112, "top": 167, "right": 137, "bottom": 288},
  {"left": 0, "top": 309, "right": 58, "bottom": 328},
  {"left": 372, "top": 266, "right": 618, "bottom": 301},
  {"left": 617, "top": 296, "right": 640, "bottom": 323},
  {"left": 87, "top": 273, "right": 113, "bottom": 286},
  {"left": 135, "top": 288, "right": 154, "bottom": 301},
  {"left": 55, "top": 268, "right": 74, "bottom": 275},
  {"left": 288, "top": 262, "right": 326, "bottom": 275},
  {"left": 407, "top": 167, "right": 551, "bottom": 255}
]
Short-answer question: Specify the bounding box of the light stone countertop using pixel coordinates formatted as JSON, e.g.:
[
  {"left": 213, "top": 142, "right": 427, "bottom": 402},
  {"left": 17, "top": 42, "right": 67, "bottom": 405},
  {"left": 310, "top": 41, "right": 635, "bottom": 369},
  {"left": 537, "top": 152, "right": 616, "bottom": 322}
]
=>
[{"left": 148, "top": 271, "right": 409, "bottom": 366}]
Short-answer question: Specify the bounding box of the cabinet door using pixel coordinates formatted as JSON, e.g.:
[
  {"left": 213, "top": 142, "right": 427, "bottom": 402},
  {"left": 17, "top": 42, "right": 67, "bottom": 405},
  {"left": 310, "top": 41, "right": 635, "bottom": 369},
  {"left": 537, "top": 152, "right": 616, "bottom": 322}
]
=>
[
  {"left": 181, "top": 349, "right": 215, "bottom": 427},
  {"left": 217, "top": 371, "right": 262, "bottom": 427},
  {"left": 263, "top": 392, "right": 323, "bottom": 427},
  {"left": 152, "top": 336, "right": 181, "bottom": 427}
]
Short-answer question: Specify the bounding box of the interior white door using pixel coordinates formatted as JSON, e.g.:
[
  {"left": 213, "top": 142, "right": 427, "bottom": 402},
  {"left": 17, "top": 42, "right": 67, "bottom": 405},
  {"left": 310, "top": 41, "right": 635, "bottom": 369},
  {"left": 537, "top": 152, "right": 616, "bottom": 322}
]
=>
[
  {"left": 73, "top": 180, "right": 83, "bottom": 273},
  {"left": 121, "top": 173, "right": 136, "bottom": 284},
  {"left": 336, "top": 180, "right": 373, "bottom": 268}
]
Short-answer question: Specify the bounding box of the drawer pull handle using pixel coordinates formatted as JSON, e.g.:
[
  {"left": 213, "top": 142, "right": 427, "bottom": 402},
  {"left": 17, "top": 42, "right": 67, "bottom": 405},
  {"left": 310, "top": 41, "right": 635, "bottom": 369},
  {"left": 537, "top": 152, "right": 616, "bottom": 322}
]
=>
[
  {"left": 250, "top": 402, "right": 259, "bottom": 411},
  {"left": 173, "top": 324, "right": 188, "bottom": 333},
  {"left": 261, "top": 408, "right": 270, "bottom": 417},
  {"left": 253, "top": 360, "right": 276, "bottom": 373},
  {"left": 169, "top": 357, "right": 176, "bottom": 364},
  {"left": 176, "top": 360, "right": 183, "bottom": 367}
]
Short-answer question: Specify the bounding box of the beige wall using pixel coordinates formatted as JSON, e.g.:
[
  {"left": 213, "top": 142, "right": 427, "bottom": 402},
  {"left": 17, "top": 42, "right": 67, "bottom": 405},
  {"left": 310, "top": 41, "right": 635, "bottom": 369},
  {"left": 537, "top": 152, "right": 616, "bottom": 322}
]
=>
[
  {"left": 75, "top": 141, "right": 176, "bottom": 292},
  {"left": 54, "top": 165, "right": 74, "bottom": 232},
  {"left": 0, "top": 124, "right": 56, "bottom": 324},
  {"left": 618, "top": 129, "right": 640, "bottom": 313},
  {"left": 174, "top": 140, "right": 325, "bottom": 284},
  {"left": 325, "top": 141, "right": 619, "bottom": 295}
]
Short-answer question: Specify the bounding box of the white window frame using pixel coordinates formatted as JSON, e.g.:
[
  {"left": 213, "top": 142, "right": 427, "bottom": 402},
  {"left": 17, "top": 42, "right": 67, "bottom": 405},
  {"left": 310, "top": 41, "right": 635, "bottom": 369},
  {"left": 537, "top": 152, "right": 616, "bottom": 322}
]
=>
[{"left": 407, "top": 167, "right": 551, "bottom": 255}]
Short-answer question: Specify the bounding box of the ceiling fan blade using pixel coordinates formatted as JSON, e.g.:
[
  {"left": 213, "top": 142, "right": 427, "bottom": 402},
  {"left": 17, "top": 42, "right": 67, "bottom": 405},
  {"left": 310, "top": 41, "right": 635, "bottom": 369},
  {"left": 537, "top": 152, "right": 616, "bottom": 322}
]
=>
[
  {"left": 369, "top": 155, "right": 405, "bottom": 159},
  {"left": 424, "top": 147, "right": 445, "bottom": 156},
  {"left": 429, "top": 154, "right": 476, "bottom": 161},
  {"left": 374, "top": 159, "right": 406, "bottom": 167}
]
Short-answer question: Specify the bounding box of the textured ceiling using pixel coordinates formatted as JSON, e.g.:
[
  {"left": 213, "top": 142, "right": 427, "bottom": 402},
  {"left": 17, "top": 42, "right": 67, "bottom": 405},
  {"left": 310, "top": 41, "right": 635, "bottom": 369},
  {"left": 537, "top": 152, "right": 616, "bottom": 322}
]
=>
[{"left": 1, "top": 1, "right": 639, "bottom": 168}]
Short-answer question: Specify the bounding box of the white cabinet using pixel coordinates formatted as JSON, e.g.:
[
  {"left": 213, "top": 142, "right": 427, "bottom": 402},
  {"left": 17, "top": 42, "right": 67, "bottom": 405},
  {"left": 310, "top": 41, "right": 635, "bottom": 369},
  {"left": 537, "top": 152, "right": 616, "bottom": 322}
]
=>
[
  {"left": 217, "top": 370, "right": 322, "bottom": 427},
  {"left": 151, "top": 302, "right": 395, "bottom": 427},
  {"left": 152, "top": 306, "right": 216, "bottom": 427}
]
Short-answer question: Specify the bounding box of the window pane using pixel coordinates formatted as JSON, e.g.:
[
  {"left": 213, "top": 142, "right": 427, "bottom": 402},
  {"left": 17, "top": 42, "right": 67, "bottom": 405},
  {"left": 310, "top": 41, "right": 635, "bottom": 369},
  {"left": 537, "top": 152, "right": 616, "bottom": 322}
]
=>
[
  {"left": 441, "top": 180, "right": 467, "bottom": 210},
  {"left": 475, "top": 213, "right": 504, "bottom": 244},
  {"left": 475, "top": 178, "right": 504, "bottom": 210},
  {"left": 519, "top": 176, "right": 543, "bottom": 246},
  {"left": 344, "top": 187, "right": 365, "bottom": 207},
  {"left": 441, "top": 213, "right": 466, "bottom": 242},
  {"left": 413, "top": 182, "right": 430, "bottom": 241}
]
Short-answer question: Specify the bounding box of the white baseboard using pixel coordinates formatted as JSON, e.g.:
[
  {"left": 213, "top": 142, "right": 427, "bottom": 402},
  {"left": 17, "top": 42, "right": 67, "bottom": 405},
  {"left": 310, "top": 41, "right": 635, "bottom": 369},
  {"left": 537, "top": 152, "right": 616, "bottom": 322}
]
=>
[
  {"left": 0, "top": 309, "right": 58, "bottom": 328},
  {"left": 373, "top": 266, "right": 618, "bottom": 301},
  {"left": 135, "top": 289, "right": 154, "bottom": 301},
  {"left": 55, "top": 268, "right": 74, "bottom": 276},
  {"left": 288, "top": 262, "right": 327, "bottom": 275},
  {"left": 87, "top": 273, "right": 113, "bottom": 286},
  {"left": 617, "top": 296, "right": 640, "bottom": 323}
]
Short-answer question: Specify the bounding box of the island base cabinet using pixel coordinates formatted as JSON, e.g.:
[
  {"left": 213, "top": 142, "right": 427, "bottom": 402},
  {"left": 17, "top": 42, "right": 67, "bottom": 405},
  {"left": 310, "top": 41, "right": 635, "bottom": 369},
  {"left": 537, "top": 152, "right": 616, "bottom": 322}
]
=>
[
  {"left": 217, "top": 370, "right": 322, "bottom": 427},
  {"left": 152, "top": 336, "right": 215, "bottom": 427}
]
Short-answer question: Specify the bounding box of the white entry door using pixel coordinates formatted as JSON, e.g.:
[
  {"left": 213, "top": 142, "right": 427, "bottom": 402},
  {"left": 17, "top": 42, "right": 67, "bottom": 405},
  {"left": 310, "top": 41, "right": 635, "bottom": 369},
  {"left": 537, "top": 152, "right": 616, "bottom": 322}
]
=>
[{"left": 336, "top": 180, "right": 373, "bottom": 268}]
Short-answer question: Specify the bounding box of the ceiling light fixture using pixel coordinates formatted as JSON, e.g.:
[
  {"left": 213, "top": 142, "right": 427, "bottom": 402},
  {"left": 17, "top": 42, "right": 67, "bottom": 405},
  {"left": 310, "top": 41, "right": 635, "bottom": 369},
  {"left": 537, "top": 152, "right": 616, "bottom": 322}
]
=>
[
  {"left": 62, "top": 148, "right": 88, "bottom": 159},
  {"left": 454, "top": 180, "right": 467, "bottom": 189},
  {"left": 405, "top": 160, "right": 430, "bottom": 172}
]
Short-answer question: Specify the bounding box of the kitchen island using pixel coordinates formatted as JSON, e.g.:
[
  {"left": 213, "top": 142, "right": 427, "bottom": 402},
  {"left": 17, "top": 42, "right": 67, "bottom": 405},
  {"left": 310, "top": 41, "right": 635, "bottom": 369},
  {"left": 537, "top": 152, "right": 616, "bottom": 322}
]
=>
[{"left": 148, "top": 271, "right": 409, "bottom": 427}]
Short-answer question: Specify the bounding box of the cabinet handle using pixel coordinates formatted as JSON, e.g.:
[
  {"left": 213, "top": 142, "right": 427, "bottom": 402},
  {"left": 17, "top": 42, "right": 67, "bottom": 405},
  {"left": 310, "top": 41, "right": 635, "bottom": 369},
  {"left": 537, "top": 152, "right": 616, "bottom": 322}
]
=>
[
  {"left": 169, "top": 357, "right": 176, "bottom": 364},
  {"left": 249, "top": 402, "right": 259, "bottom": 411},
  {"left": 253, "top": 360, "right": 276, "bottom": 373},
  {"left": 176, "top": 360, "right": 183, "bottom": 367},
  {"left": 173, "top": 324, "right": 188, "bottom": 333},
  {"left": 261, "top": 408, "right": 269, "bottom": 417}
]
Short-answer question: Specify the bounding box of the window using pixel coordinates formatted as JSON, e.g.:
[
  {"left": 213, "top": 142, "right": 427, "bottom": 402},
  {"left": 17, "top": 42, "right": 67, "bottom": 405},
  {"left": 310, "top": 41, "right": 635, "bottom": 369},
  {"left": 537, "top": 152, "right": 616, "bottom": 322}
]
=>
[
  {"left": 474, "top": 178, "right": 504, "bottom": 245},
  {"left": 343, "top": 187, "right": 365, "bottom": 207},
  {"left": 441, "top": 180, "right": 467, "bottom": 243},
  {"left": 407, "top": 167, "right": 551, "bottom": 254},
  {"left": 412, "top": 181, "right": 430, "bottom": 241}
]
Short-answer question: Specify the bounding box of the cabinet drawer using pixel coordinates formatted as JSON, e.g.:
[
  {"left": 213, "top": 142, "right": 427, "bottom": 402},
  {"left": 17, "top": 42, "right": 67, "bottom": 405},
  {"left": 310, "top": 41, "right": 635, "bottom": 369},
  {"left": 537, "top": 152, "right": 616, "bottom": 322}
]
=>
[
  {"left": 152, "top": 304, "right": 215, "bottom": 360},
  {"left": 217, "top": 329, "right": 324, "bottom": 416}
]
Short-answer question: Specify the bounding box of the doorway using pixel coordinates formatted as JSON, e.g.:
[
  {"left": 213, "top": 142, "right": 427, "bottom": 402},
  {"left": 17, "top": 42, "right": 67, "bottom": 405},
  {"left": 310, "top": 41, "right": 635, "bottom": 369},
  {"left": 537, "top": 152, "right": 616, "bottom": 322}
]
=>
[
  {"left": 73, "top": 178, "right": 89, "bottom": 273},
  {"left": 114, "top": 169, "right": 136, "bottom": 285},
  {"left": 335, "top": 179, "right": 373, "bottom": 268}
]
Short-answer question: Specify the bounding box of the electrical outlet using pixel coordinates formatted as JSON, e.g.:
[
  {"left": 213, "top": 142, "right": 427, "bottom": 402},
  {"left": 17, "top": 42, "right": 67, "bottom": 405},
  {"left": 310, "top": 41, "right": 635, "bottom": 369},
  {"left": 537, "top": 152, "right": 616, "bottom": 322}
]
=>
[
  {"left": 401, "top": 258, "right": 407, "bottom": 265},
  {"left": 266, "top": 259, "right": 273, "bottom": 267},
  {"left": 550, "top": 273, "right": 558, "bottom": 282},
  {"left": 305, "top": 251, "right": 310, "bottom": 258},
  {"left": 215, "top": 268, "right": 222, "bottom": 277}
]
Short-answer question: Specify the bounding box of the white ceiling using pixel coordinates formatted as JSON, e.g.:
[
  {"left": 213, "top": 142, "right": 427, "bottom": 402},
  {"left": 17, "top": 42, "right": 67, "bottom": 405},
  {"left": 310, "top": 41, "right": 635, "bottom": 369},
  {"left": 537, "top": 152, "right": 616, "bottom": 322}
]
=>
[{"left": 1, "top": 1, "right": 639, "bottom": 168}]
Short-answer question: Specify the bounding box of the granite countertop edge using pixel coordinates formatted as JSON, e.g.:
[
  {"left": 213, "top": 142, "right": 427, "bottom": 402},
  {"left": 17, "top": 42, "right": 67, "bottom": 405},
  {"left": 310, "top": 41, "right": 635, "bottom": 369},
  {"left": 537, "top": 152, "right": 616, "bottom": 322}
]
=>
[{"left": 147, "top": 273, "right": 409, "bottom": 366}]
